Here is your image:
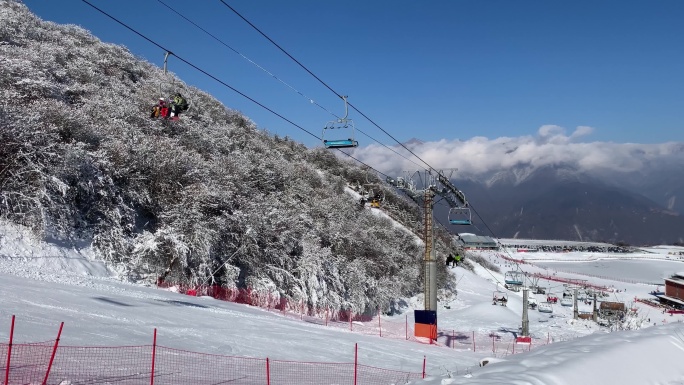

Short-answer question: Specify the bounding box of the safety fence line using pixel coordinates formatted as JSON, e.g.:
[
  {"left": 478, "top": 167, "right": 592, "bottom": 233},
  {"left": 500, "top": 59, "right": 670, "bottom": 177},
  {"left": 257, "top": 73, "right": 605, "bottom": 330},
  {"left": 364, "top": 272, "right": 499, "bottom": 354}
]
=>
[
  {"left": 633, "top": 297, "right": 684, "bottom": 315},
  {"left": 527, "top": 273, "right": 610, "bottom": 292},
  {"left": 492, "top": 252, "right": 663, "bottom": 286},
  {"left": 552, "top": 265, "right": 665, "bottom": 286},
  {"left": 485, "top": 252, "right": 612, "bottom": 291},
  {"left": 157, "top": 283, "right": 573, "bottom": 359},
  {"left": 0, "top": 315, "right": 424, "bottom": 385},
  {"left": 432, "top": 327, "right": 580, "bottom": 358},
  {"left": 494, "top": 252, "right": 529, "bottom": 265},
  {"left": 545, "top": 269, "right": 653, "bottom": 286},
  {"left": 157, "top": 283, "right": 425, "bottom": 343},
  {"left": 635, "top": 297, "right": 667, "bottom": 309}
]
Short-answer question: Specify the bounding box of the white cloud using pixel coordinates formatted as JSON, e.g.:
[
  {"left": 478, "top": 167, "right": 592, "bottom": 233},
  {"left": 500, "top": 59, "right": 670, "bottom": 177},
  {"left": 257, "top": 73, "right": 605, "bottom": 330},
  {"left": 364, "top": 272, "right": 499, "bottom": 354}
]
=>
[
  {"left": 570, "top": 125, "right": 594, "bottom": 139},
  {"left": 351, "top": 126, "right": 684, "bottom": 177}
]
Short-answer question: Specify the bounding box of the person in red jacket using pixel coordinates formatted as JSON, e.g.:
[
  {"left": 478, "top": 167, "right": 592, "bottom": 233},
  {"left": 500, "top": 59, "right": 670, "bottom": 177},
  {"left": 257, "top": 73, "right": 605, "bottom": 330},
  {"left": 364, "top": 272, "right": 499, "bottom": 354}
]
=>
[{"left": 150, "top": 98, "right": 170, "bottom": 119}]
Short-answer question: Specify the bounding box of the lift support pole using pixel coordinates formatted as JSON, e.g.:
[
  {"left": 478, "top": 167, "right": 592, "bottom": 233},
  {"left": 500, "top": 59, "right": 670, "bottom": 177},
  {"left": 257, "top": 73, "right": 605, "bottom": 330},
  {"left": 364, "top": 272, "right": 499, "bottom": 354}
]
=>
[
  {"left": 424, "top": 187, "right": 437, "bottom": 311},
  {"left": 522, "top": 287, "right": 529, "bottom": 337}
]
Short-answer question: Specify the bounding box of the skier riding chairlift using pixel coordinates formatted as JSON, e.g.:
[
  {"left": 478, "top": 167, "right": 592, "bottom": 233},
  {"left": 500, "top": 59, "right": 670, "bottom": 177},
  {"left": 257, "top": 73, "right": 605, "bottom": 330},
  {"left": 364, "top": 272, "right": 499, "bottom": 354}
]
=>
[
  {"left": 169, "top": 92, "right": 189, "bottom": 120},
  {"left": 151, "top": 52, "right": 190, "bottom": 121},
  {"left": 151, "top": 98, "right": 170, "bottom": 119}
]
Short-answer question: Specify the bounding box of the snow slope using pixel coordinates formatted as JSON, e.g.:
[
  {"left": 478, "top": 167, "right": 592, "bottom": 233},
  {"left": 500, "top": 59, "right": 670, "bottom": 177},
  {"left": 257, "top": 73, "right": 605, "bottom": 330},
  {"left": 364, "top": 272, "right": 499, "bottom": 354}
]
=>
[{"left": 1, "top": 221, "right": 684, "bottom": 384}]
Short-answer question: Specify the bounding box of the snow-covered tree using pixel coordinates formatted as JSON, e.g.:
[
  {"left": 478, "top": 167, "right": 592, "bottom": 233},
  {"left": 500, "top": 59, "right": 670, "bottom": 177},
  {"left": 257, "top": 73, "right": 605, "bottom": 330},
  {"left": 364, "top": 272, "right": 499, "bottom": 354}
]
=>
[{"left": 0, "top": 0, "right": 454, "bottom": 315}]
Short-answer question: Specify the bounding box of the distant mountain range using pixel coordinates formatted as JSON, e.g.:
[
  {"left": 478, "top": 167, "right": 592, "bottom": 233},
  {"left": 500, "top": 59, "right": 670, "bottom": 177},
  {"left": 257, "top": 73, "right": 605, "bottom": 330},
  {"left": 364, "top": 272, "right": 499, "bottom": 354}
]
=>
[
  {"left": 389, "top": 137, "right": 684, "bottom": 245},
  {"left": 441, "top": 165, "right": 684, "bottom": 245}
]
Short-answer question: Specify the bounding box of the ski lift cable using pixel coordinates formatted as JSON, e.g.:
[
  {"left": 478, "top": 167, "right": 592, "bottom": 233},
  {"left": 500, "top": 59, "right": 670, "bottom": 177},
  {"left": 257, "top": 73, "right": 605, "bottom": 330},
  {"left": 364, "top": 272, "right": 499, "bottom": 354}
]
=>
[
  {"left": 155, "top": 0, "right": 340, "bottom": 119},
  {"left": 89, "top": 0, "right": 510, "bottom": 276},
  {"left": 219, "top": 1, "right": 510, "bottom": 241},
  {"left": 156, "top": 0, "right": 425, "bottom": 170},
  {"left": 79, "top": 0, "right": 389, "bottom": 179},
  {"left": 222, "top": 2, "right": 428, "bottom": 169},
  {"left": 217, "top": 0, "right": 430, "bottom": 170},
  {"left": 83, "top": 0, "right": 510, "bottom": 301}
]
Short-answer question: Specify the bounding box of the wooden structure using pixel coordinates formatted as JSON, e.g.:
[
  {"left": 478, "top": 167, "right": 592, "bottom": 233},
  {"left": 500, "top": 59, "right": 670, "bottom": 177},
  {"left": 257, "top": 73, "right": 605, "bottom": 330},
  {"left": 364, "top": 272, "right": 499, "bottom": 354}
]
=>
[{"left": 599, "top": 301, "right": 626, "bottom": 322}]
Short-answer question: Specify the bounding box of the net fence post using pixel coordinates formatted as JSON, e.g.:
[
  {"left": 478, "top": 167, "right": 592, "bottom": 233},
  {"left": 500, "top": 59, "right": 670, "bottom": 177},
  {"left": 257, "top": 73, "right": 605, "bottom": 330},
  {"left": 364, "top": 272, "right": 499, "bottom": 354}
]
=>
[
  {"left": 4, "top": 315, "right": 15, "bottom": 385},
  {"left": 353, "top": 343, "right": 358, "bottom": 385},
  {"left": 266, "top": 357, "right": 270, "bottom": 385},
  {"left": 378, "top": 307, "right": 382, "bottom": 337},
  {"left": 472, "top": 331, "right": 475, "bottom": 352},
  {"left": 41, "top": 321, "right": 64, "bottom": 385},
  {"left": 150, "top": 328, "right": 157, "bottom": 385}
]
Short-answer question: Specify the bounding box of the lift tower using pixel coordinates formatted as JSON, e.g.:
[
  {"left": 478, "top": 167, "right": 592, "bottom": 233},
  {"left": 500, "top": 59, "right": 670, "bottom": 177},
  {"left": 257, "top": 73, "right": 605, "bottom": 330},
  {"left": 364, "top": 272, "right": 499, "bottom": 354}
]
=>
[
  {"left": 386, "top": 172, "right": 439, "bottom": 310},
  {"left": 423, "top": 186, "right": 437, "bottom": 311},
  {"left": 387, "top": 170, "right": 471, "bottom": 311}
]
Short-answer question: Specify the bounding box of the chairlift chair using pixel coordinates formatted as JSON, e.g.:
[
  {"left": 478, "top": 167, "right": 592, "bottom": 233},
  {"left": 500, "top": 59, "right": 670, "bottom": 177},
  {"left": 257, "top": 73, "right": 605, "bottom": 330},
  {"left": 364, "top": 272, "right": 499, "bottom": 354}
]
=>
[
  {"left": 448, "top": 206, "right": 472, "bottom": 225},
  {"left": 504, "top": 270, "right": 524, "bottom": 286},
  {"left": 153, "top": 52, "right": 191, "bottom": 120},
  {"left": 358, "top": 185, "right": 370, "bottom": 206},
  {"left": 560, "top": 297, "right": 573, "bottom": 307},
  {"left": 492, "top": 291, "right": 508, "bottom": 306},
  {"left": 322, "top": 96, "right": 358, "bottom": 149},
  {"left": 364, "top": 184, "right": 384, "bottom": 208}
]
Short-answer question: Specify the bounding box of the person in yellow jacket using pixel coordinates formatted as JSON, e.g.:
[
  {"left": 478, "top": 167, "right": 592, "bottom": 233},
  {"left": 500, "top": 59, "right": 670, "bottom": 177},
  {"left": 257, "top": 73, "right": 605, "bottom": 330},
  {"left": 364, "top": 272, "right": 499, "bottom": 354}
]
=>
[{"left": 169, "top": 92, "right": 188, "bottom": 120}]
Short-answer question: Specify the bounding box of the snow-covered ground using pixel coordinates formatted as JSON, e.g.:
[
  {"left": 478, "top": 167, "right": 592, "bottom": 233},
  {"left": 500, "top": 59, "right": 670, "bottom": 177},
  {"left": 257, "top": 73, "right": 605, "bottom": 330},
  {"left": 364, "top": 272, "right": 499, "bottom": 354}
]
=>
[
  {"left": 1, "top": 220, "right": 684, "bottom": 384},
  {"left": 344, "top": 185, "right": 420, "bottom": 242}
]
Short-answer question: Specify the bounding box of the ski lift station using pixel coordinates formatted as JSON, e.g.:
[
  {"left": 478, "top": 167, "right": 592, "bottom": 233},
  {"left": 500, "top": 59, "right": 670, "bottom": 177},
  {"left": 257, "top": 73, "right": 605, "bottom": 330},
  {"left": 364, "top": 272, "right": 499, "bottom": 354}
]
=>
[{"left": 456, "top": 234, "right": 498, "bottom": 250}]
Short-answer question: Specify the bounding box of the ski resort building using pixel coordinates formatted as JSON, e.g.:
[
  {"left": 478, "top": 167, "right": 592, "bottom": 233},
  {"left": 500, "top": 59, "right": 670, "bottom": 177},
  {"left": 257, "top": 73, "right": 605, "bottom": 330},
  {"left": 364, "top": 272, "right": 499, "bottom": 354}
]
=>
[
  {"left": 457, "top": 234, "right": 499, "bottom": 250},
  {"left": 660, "top": 272, "right": 684, "bottom": 309},
  {"left": 599, "top": 301, "right": 626, "bottom": 322}
]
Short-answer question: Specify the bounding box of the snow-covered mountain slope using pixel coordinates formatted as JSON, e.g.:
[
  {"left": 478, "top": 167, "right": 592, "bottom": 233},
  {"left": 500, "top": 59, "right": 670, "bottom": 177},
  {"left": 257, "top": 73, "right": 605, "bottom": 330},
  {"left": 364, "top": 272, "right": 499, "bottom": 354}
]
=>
[
  {"left": 0, "top": 0, "right": 435, "bottom": 315},
  {"left": 2, "top": 221, "right": 684, "bottom": 384}
]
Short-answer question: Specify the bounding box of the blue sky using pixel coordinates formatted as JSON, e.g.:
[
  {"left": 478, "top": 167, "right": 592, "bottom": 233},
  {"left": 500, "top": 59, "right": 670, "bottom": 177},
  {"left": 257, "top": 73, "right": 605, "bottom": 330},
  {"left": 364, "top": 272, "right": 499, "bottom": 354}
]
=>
[{"left": 21, "top": 0, "right": 684, "bottom": 148}]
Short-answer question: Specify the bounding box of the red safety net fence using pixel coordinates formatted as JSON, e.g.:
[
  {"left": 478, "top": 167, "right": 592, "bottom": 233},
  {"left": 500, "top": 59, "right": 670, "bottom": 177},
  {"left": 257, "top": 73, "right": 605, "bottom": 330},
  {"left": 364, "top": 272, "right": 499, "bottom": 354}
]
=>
[
  {"left": 528, "top": 272, "right": 610, "bottom": 292},
  {"left": 432, "top": 327, "right": 580, "bottom": 357},
  {"left": 1, "top": 344, "right": 423, "bottom": 385},
  {"left": 1, "top": 320, "right": 423, "bottom": 385},
  {"left": 157, "top": 282, "right": 426, "bottom": 344},
  {"left": 0, "top": 341, "right": 54, "bottom": 385},
  {"left": 438, "top": 331, "right": 537, "bottom": 356},
  {"left": 154, "top": 282, "right": 577, "bottom": 355}
]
